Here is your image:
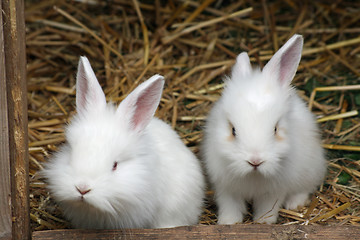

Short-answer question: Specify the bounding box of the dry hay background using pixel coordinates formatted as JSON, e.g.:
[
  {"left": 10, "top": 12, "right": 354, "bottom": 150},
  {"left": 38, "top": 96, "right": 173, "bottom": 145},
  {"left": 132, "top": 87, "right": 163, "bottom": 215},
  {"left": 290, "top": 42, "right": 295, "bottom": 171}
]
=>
[{"left": 26, "top": 0, "right": 360, "bottom": 231}]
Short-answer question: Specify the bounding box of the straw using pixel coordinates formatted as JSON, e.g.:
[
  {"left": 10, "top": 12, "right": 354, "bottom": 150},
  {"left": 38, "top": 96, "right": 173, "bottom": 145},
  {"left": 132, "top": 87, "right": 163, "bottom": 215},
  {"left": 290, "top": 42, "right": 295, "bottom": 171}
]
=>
[{"left": 26, "top": 0, "right": 360, "bottom": 229}]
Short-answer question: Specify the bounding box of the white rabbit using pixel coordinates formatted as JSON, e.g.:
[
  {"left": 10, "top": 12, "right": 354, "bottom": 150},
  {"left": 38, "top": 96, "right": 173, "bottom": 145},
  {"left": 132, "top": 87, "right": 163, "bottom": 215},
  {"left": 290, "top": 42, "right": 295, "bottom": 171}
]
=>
[
  {"left": 42, "top": 56, "right": 205, "bottom": 229},
  {"left": 202, "top": 34, "right": 326, "bottom": 224}
]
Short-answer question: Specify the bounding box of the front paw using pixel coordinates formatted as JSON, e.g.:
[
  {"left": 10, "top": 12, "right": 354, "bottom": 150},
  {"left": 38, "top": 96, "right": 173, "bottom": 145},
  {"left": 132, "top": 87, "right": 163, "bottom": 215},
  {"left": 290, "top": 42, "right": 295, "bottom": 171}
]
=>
[
  {"left": 253, "top": 193, "right": 284, "bottom": 224},
  {"left": 217, "top": 214, "right": 243, "bottom": 225},
  {"left": 254, "top": 213, "right": 277, "bottom": 224},
  {"left": 284, "top": 192, "right": 310, "bottom": 210}
]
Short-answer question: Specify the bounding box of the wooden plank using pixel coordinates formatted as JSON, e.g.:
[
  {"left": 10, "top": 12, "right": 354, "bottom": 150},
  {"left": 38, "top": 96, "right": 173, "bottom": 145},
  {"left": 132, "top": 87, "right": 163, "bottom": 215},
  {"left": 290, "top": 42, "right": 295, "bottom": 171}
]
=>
[
  {"left": 32, "top": 225, "right": 360, "bottom": 240},
  {"left": 0, "top": 2, "right": 12, "bottom": 239},
  {"left": 1, "top": 0, "right": 29, "bottom": 239}
]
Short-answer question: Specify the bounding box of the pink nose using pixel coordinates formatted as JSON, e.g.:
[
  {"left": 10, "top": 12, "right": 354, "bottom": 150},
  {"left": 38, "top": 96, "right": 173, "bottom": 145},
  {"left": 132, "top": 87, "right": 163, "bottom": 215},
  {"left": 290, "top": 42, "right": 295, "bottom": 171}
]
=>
[
  {"left": 76, "top": 185, "right": 91, "bottom": 195},
  {"left": 247, "top": 158, "right": 263, "bottom": 169}
]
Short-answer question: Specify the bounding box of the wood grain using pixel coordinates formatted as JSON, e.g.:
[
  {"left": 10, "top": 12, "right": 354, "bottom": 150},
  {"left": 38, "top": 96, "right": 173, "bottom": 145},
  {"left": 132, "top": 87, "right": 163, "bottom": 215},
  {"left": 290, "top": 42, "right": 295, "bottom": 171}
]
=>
[
  {"left": 32, "top": 225, "right": 360, "bottom": 240},
  {"left": 1, "top": 0, "right": 29, "bottom": 239},
  {"left": 0, "top": 2, "right": 12, "bottom": 239}
]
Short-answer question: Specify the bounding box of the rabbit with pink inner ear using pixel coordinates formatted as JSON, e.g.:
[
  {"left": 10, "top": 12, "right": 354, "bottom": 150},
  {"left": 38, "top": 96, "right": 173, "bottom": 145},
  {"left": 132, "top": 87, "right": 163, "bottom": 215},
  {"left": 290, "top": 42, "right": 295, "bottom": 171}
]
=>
[
  {"left": 202, "top": 34, "right": 326, "bottom": 224},
  {"left": 42, "top": 56, "right": 205, "bottom": 229}
]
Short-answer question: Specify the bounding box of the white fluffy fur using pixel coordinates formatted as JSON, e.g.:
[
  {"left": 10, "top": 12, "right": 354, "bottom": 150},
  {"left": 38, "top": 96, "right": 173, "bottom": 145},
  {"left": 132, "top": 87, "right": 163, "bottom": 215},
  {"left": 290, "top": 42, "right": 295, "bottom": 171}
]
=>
[
  {"left": 202, "top": 35, "right": 326, "bottom": 224},
  {"left": 42, "top": 57, "right": 204, "bottom": 229}
]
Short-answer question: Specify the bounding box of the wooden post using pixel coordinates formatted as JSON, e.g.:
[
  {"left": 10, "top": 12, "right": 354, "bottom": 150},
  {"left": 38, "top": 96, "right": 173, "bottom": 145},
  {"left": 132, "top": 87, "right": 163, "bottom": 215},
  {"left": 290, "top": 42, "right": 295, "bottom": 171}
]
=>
[
  {"left": 0, "top": 0, "right": 29, "bottom": 240},
  {"left": 0, "top": 4, "right": 12, "bottom": 239}
]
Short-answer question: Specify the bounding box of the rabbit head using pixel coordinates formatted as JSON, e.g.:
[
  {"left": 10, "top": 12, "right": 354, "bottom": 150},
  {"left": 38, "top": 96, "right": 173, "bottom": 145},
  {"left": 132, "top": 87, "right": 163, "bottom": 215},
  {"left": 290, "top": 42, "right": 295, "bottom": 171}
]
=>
[
  {"left": 44, "top": 57, "right": 165, "bottom": 224},
  {"left": 213, "top": 35, "right": 304, "bottom": 178}
]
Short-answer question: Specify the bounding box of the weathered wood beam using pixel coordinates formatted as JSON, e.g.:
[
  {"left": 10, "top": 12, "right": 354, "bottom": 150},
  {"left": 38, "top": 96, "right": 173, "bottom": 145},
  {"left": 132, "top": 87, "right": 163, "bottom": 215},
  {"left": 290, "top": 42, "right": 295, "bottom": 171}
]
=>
[
  {"left": 32, "top": 225, "right": 360, "bottom": 240},
  {"left": 0, "top": 3, "right": 12, "bottom": 239},
  {"left": 1, "top": 0, "right": 29, "bottom": 239}
]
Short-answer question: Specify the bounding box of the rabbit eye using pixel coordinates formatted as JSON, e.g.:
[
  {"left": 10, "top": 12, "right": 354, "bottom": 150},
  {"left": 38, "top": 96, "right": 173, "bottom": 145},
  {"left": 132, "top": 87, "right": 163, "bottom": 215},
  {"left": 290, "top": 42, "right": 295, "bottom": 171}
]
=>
[
  {"left": 112, "top": 161, "right": 118, "bottom": 171},
  {"left": 232, "top": 127, "right": 236, "bottom": 137},
  {"left": 228, "top": 121, "right": 236, "bottom": 139},
  {"left": 274, "top": 123, "right": 284, "bottom": 141},
  {"left": 228, "top": 121, "right": 236, "bottom": 141}
]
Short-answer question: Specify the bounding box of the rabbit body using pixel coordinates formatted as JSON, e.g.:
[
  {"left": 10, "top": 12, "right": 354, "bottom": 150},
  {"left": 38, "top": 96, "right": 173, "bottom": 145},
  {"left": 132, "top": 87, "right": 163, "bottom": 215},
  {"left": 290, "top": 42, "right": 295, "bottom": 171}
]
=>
[
  {"left": 202, "top": 35, "right": 326, "bottom": 224},
  {"left": 43, "top": 57, "right": 204, "bottom": 229}
]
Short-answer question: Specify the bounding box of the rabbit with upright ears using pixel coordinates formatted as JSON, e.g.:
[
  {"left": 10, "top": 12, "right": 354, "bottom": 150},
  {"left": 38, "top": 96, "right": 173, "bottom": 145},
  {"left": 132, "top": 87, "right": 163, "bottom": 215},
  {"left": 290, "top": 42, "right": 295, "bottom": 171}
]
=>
[
  {"left": 42, "top": 57, "right": 205, "bottom": 229},
  {"left": 202, "top": 34, "right": 326, "bottom": 224}
]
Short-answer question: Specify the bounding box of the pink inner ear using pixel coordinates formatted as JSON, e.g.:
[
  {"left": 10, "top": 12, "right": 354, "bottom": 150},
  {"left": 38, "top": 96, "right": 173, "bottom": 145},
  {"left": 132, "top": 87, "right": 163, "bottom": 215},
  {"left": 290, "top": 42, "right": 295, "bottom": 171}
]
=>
[
  {"left": 76, "top": 69, "right": 89, "bottom": 110},
  {"left": 132, "top": 84, "right": 161, "bottom": 131},
  {"left": 76, "top": 57, "right": 106, "bottom": 115},
  {"left": 133, "top": 88, "right": 154, "bottom": 127},
  {"left": 278, "top": 49, "right": 301, "bottom": 85},
  {"left": 124, "top": 76, "right": 164, "bottom": 132},
  {"left": 117, "top": 75, "right": 164, "bottom": 132},
  {"left": 262, "top": 35, "right": 303, "bottom": 87}
]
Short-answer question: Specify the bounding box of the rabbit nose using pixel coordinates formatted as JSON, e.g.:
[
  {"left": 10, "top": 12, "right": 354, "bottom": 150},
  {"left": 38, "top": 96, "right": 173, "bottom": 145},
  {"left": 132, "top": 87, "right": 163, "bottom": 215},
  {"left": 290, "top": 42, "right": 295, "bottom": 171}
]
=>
[
  {"left": 76, "top": 184, "right": 91, "bottom": 195},
  {"left": 247, "top": 158, "right": 263, "bottom": 169}
]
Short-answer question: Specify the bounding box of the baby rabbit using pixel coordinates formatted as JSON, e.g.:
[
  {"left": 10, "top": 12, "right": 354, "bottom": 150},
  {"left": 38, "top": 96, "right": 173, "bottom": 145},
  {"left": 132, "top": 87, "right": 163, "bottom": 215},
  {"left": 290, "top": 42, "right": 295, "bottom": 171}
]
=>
[
  {"left": 42, "top": 57, "right": 204, "bottom": 229},
  {"left": 202, "top": 34, "right": 326, "bottom": 224}
]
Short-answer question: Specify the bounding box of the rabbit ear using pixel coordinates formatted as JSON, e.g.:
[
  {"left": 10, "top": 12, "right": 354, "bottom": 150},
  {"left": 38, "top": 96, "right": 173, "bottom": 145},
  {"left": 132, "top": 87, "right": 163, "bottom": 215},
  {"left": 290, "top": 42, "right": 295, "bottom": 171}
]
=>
[
  {"left": 76, "top": 56, "right": 106, "bottom": 115},
  {"left": 263, "top": 34, "right": 303, "bottom": 86},
  {"left": 232, "top": 52, "right": 252, "bottom": 78},
  {"left": 117, "top": 74, "right": 164, "bottom": 133}
]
